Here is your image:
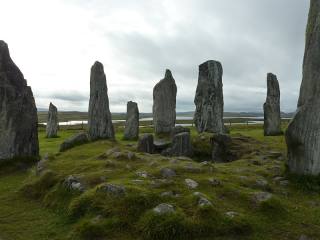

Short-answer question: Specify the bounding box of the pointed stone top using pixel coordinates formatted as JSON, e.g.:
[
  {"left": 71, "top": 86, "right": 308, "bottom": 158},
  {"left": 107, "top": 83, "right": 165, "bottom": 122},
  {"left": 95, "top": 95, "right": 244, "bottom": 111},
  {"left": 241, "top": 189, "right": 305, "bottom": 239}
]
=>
[
  {"left": 92, "top": 61, "right": 104, "bottom": 73},
  {"left": 165, "top": 69, "right": 173, "bottom": 79},
  {"left": 49, "top": 102, "right": 57, "bottom": 110}
]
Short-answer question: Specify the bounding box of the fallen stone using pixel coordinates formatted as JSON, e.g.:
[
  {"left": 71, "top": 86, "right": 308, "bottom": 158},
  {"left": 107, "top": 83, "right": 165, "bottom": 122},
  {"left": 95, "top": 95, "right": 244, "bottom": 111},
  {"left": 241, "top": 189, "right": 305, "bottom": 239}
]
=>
[
  {"left": 96, "top": 183, "right": 126, "bottom": 197},
  {"left": 225, "top": 211, "right": 239, "bottom": 219},
  {"left": 59, "top": 133, "right": 89, "bottom": 152}
]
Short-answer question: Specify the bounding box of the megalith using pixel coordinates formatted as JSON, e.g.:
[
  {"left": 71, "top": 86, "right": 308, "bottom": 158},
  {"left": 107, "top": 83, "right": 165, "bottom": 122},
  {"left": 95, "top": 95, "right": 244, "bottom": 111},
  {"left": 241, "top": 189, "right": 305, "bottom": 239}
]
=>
[
  {"left": 88, "top": 61, "right": 114, "bottom": 140},
  {"left": 153, "top": 70, "right": 177, "bottom": 134},
  {"left": 194, "top": 60, "right": 224, "bottom": 134},
  {"left": 46, "top": 102, "right": 58, "bottom": 138},
  {"left": 124, "top": 101, "right": 139, "bottom": 140},
  {"left": 263, "top": 73, "right": 282, "bottom": 136},
  {"left": 286, "top": 0, "right": 320, "bottom": 175},
  {"left": 0, "top": 40, "right": 39, "bottom": 160}
]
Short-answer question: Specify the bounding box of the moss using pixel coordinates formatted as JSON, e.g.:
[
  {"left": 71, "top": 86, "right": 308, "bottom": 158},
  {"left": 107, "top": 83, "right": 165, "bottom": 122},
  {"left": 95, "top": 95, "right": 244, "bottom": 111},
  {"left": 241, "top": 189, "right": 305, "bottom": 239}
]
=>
[
  {"left": 192, "top": 133, "right": 214, "bottom": 161},
  {"left": 20, "top": 170, "right": 60, "bottom": 199},
  {"left": 138, "top": 210, "right": 191, "bottom": 240}
]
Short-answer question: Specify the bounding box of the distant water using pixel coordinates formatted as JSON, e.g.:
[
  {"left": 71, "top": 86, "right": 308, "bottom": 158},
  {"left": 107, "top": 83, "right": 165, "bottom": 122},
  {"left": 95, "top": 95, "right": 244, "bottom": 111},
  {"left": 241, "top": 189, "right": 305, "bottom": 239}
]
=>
[{"left": 39, "top": 116, "right": 293, "bottom": 126}]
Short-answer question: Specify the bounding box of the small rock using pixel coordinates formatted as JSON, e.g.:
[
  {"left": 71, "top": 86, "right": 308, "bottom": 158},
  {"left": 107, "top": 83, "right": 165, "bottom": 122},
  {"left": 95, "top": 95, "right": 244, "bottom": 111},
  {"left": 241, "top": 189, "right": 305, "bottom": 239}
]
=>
[
  {"left": 252, "top": 192, "right": 273, "bottom": 204},
  {"left": 136, "top": 171, "right": 148, "bottom": 178},
  {"left": 131, "top": 179, "right": 144, "bottom": 184},
  {"left": 200, "top": 161, "right": 210, "bottom": 166},
  {"left": 209, "top": 178, "right": 222, "bottom": 186},
  {"left": 160, "top": 168, "right": 176, "bottom": 178},
  {"left": 185, "top": 179, "right": 199, "bottom": 189},
  {"left": 255, "top": 179, "right": 269, "bottom": 188},
  {"left": 225, "top": 211, "right": 238, "bottom": 219},
  {"left": 299, "top": 235, "right": 313, "bottom": 240},
  {"left": 279, "top": 180, "right": 289, "bottom": 186},
  {"left": 169, "top": 159, "right": 179, "bottom": 164},
  {"left": 127, "top": 151, "right": 135, "bottom": 160},
  {"left": 273, "top": 176, "right": 285, "bottom": 182},
  {"left": 153, "top": 203, "right": 175, "bottom": 215},
  {"left": 96, "top": 183, "right": 126, "bottom": 197},
  {"left": 63, "top": 176, "right": 85, "bottom": 192},
  {"left": 198, "top": 197, "right": 212, "bottom": 207},
  {"left": 184, "top": 163, "right": 202, "bottom": 173},
  {"left": 160, "top": 191, "right": 179, "bottom": 198}
]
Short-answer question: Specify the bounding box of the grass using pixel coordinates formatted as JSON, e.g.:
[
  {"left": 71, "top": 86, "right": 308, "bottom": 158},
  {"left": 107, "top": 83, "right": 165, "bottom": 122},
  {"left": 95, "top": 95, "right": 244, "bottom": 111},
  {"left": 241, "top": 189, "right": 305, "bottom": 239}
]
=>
[{"left": 0, "top": 124, "right": 319, "bottom": 240}]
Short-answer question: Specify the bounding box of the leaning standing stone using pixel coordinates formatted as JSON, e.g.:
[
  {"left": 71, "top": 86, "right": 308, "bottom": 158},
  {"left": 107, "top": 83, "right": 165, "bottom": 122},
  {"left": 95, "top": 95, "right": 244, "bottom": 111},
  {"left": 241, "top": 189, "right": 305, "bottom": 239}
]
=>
[
  {"left": 153, "top": 70, "right": 177, "bottom": 134},
  {"left": 0, "top": 40, "right": 39, "bottom": 161},
  {"left": 46, "top": 102, "right": 59, "bottom": 138},
  {"left": 263, "top": 73, "right": 282, "bottom": 136},
  {"left": 286, "top": 0, "right": 320, "bottom": 175},
  {"left": 194, "top": 60, "right": 224, "bottom": 134},
  {"left": 88, "top": 61, "right": 114, "bottom": 140},
  {"left": 124, "top": 101, "right": 139, "bottom": 140}
]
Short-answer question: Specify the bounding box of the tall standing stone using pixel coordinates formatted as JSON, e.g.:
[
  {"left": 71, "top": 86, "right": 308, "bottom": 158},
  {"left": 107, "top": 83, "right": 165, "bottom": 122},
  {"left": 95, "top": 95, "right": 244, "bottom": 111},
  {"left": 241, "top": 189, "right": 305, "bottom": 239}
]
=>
[
  {"left": 0, "top": 40, "right": 39, "bottom": 160},
  {"left": 88, "top": 61, "right": 114, "bottom": 140},
  {"left": 46, "top": 102, "right": 58, "bottom": 138},
  {"left": 153, "top": 70, "right": 177, "bottom": 134},
  {"left": 124, "top": 101, "right": 139, "bottom": 140},
  {"left": 263, "top": 73, "right": 282, "bottom": 136},
  {"left": 194, "top": 60, "right": 224, "bottom": 134},
  {"left": 286, "top": 0, "right": 320, "bottom": 175}
]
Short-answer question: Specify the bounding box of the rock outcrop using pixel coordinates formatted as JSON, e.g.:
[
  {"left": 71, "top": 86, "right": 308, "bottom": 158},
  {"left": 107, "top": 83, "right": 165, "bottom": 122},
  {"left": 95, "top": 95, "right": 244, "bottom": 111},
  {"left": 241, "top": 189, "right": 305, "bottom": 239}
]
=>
[
  {"left": 124, "top": 101, "right": 139, "bottom": 140},
  {"left": 137, "top": 134, "right": 154, "bottom": 154},
  {"left": 286, "top": 0, "right": 320, "bottom": 175},
  {"left": 88, "top": 61, "right": 114, "bottom": 140},
  {"left": 0, "top": 40, "right": 39, "bottom": 161},
  {"left": 264, "top": 73, "right": 282, "bottom": 136},
  {"left": 153, "top": 70, "right": 177, "bottom": 134},
  {"left": 194, "top": 60, "right": 224, "bottom": 134},
  {"left": 46, "top": 102, "right": 58, "bottom": 138}
]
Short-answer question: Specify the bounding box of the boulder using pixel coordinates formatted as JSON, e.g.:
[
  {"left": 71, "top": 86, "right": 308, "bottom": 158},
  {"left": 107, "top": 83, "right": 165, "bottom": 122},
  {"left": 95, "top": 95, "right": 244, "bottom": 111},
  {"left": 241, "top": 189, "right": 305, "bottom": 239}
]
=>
[
  {"left": 59, "top": 132, "right": 89, "bottom": 152},
  {"left": 194, "top": 60, "right": 224, "bottom": 134},
  {"left": 124, "top": 101, "right": 139, "bottom": 140},
  {"left": 88, "top": 61, "right": 114, "bottom": 140},
  {"left": 46, "top": 102, "right": 58, "bottom": 138},
  {"left": 286, "top": 1, "right": 320, "bottom": 175},
  {"left": 0, "top": 40, "right": 39, "bottom": 161},
  {"left": 163, "top": 132, "right": 193, "bottom": 157},
  {"left": 153, "top": 70, "right": 177, "bottom": 134},
  {"left": 264, "top": 73, "right": 282, "bottom": 136},
  {"left": 63, "top": 176, "right": 85, "bottom": 192},
  {"left": 137, "top": 134, "right": 154, "bottom": 154}
]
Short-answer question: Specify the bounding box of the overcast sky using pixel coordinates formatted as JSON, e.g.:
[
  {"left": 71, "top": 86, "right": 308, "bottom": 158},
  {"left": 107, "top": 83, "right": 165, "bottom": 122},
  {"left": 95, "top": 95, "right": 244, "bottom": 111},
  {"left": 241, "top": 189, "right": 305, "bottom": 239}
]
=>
[{"left": 0, "top": 0, "right": 309, "bottom": 112}]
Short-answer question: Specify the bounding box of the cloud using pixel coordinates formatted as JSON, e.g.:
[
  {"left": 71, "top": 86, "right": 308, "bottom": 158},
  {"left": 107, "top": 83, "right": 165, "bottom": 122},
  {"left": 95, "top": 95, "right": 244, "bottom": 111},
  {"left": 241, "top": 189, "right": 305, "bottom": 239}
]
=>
[{"left": 0, "top": 0, "right": 310, "bottom": 112}]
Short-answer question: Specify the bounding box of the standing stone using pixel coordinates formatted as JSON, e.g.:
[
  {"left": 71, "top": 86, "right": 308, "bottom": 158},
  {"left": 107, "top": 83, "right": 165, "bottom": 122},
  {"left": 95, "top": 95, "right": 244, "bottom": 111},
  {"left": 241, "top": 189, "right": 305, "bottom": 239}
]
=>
[
  {"left": 137, "top": 134, "right": 154, "bottom": 154},
  {"left": 46, "top": 102, "right": 58, "bottom": 138},
  {"left": 263, "top": 73, "right": 282, "bottom": 136},
  {"left": 286, "top": 0, "right": 320, "bottom": 175},
  {"left": 88, "top": 61, "right": 114, "bottom": 140},
  {"left": 0, "top": 40, "right": 39, "bottom": 160},
  {"left": 194, "top": 60, "right": 224, "bottom": 134},
  {"left": 153, "top": 70, "right": 177, "bottom": 134},
  {"left": 124, "top": 101, "right": 139, "bottom": 140}
]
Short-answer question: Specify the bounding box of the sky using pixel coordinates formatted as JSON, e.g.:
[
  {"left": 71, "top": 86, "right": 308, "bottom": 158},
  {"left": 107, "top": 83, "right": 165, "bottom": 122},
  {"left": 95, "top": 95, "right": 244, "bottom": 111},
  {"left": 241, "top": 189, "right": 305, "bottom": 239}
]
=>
[{"left": 0, "top": 0, "right": 310, "bottom": 113}]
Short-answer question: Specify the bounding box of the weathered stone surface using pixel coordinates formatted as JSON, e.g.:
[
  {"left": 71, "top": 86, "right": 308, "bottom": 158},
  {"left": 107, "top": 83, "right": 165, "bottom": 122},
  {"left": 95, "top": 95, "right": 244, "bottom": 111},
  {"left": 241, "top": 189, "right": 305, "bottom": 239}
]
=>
[
  {"left": 124, "top": 101, "right": 139, "bottom": 140},
  {"left": 185, "top": 178, "right": 198, "bottom": 189},
  {"left": 211, "top": 134, "right": 236, "bottom": 162},
  {"left": 137, "top": 134, "right": 154, "bottom": 154},
  {"left": 160, "top": 168, "right": 176, "bottom": 178},
  {"left": 153, "top": 140, "right": 171, "bottom": 153},
  {"left": 170, "top": 126, "right": 190, "bottom": 138},
  {"left": 286, "top": 1, "right": 320, "bottom": 175},
  {"left": 63, "top": 176, "right": 85, "bottom": 192},
  {"left": 163, "top": 132, "right": 193, "bottom": 157},
  {"left": 88, "top": 61, "right": 114, "bottom": 140},
  {"left": 194, "top": 60, "right": 224, "bottom": 134},
  {"left": 46, "top": 102, "right": 58, "bottom": 138},
  {"left": 263, "top": 73, "right": 282, "bottom": 136},
  {"left": 59, "top": 132, "right": 89, "bottom": 152},
  {"left": 153, "top": 203, "right": 175, "bottom": 215},
  {"left": 0, "top": 40, "right": 39, "bottom": 161},
  {"left": 96, "top": 183, "right": 126, "bottom": 197},
  {"left": 153, "top": 70, "right": 177, "bottom": 134}
]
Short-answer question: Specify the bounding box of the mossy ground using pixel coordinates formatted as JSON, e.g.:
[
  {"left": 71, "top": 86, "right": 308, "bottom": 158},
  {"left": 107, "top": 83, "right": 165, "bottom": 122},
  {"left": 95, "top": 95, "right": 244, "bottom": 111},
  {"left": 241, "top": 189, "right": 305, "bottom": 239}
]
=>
[{"left": 0, "top": 124, "right": 319, "bottom": 240}]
